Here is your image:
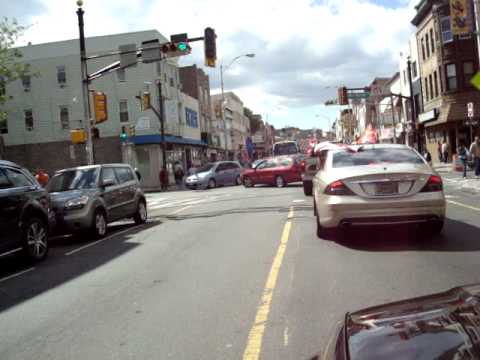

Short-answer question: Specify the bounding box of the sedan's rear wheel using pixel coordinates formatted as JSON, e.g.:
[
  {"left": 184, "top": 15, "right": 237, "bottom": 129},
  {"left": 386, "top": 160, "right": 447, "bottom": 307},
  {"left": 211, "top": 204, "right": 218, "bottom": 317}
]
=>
[
  {"left": 22, "top": 217, "right": 49, "bottom": 262},
  {"left": 275, "top": 176, "right": 286, "bottom": 188},
  {"left": 243, "top": 176, "right": 253, "bottom": 188},
  {"left": 235, "top": 175, "right": 242, "bottom": 185},
  {"left": 134, "top": 200, "right": 147, "bottom": 225},
  {"left": 91, "top": 209, "right": 107, "bottom": 239},
  {"left": 423, "top": 219, "right": 444, "bottom": 236},
  {"left": 208, "top": 178, "right": 216, "bottom": 189}
]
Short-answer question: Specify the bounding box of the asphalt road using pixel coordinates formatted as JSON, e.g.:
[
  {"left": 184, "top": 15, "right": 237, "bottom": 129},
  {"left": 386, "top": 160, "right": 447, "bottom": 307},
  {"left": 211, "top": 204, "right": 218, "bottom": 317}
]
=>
[{"left": 1, "top": 179, "right": 480, "bottom": 360}]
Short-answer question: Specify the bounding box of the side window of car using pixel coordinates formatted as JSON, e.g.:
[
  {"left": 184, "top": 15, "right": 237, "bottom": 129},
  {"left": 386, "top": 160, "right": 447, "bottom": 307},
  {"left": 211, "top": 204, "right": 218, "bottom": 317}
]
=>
[
  {"left": 0, "top": 168, "right": 12, "bottom": 189},
  {"left": 115, "top": 167, "right": 134, "bottom": 184},
  {"left": 216, "top": 163, "right": 227, "bottom": 172},
  {"left": 4, "top": 168, "right": 33, "bottom": 187},
  {"left": 101, "top": 167, "right": 118, "bottom": 185},
  {"left": 227, "top": 162, "right": 239, "bottom": 170}
]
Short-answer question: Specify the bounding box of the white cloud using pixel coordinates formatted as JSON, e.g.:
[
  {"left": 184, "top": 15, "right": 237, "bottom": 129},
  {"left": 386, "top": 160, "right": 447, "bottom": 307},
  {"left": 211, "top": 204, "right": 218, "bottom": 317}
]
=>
[{"left": 16, "top": 0, "right": 417, "bottom": 129}]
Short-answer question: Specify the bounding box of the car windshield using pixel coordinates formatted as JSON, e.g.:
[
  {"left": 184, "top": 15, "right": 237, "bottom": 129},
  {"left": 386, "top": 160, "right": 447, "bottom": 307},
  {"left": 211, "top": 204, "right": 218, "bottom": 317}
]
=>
[
  {"left": 195, "top": 164, "right": 214, "bottom": 173},
  {"left": 332, "top": 148, "right": 425, "bottom": 168},
  {"left": 273, "top": 143, "right": 298, "bottom": 156},
  {"left": 47, "top": 168, "right": 99, "bottom": 192}
]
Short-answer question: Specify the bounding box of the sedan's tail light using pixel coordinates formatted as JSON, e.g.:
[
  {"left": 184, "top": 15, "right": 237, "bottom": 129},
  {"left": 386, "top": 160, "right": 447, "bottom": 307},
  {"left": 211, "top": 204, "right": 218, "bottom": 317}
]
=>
[
  {"left": 324, "top": 180, "right": 355, "bottom": 195},
  {"left": 420, "top": 175, "right": 443, "bottom": 192}
]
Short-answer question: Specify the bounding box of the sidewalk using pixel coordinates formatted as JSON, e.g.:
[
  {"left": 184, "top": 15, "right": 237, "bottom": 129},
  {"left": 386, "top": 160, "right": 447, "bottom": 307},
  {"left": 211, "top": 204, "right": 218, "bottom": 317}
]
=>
[{"left": 434, "top": 162, "right": 480, "bottom": 193}]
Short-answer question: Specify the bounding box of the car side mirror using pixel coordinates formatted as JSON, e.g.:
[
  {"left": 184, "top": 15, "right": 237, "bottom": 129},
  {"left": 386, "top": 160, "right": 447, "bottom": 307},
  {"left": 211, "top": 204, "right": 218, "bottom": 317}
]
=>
[
  {"left": 102, "top": 178, "right": 115, "bottom": 188},
  {"left": 135, "top": 170, "right": 141, "bottom": 181}
]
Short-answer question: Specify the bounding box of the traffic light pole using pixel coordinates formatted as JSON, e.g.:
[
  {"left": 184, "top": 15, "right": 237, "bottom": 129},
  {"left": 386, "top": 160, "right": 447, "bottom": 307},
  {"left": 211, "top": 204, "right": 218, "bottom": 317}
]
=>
[{"left": 157, "top": 80, "right": 167, "bottom": 171}]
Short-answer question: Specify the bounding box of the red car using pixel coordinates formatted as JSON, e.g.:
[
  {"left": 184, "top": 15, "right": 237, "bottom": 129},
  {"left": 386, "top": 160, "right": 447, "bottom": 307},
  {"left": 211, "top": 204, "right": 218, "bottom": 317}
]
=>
[{"left": 242, "top": 157, "right": 302, "bottom": 188}]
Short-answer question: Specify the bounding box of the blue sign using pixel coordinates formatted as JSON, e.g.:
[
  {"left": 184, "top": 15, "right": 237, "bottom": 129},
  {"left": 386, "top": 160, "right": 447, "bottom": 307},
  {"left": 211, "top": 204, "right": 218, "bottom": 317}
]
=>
[
  {"left": 185, "top": 107, "right": 198, "bottom": 128},
  {"left": 246, "top": 136, "right": 254, "bottom": 158}
]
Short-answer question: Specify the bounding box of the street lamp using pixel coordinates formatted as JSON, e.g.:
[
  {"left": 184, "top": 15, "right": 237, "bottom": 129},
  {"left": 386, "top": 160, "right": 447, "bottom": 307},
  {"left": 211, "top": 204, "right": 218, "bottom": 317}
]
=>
[
  {"left": 315, "top": 114, "right": 333, "bottom": 136},
  {"left": 220, "top": 53, "right": 255, "bottom": 159}
]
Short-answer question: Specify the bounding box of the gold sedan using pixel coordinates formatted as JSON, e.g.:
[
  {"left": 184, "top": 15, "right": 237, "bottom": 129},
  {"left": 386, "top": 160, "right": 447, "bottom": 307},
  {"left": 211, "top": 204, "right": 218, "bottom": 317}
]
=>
[{"left": 312, "top": 144, "right": 446, "bottom": 238}]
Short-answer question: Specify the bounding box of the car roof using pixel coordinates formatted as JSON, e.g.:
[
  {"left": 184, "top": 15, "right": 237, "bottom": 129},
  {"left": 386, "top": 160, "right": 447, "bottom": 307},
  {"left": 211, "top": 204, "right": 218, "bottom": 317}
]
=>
[
  {"left": 0, "top": 160, "right": 23, "bottom": 169},
  {"left": 55, "top": 163, "right": 132, "bottom": 173},
  {"left": 330, "top": 143, "right": 412, "bottom": 152}
]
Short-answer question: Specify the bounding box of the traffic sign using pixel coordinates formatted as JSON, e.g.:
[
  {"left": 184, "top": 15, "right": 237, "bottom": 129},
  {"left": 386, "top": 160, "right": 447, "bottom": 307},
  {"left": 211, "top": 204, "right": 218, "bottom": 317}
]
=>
[
  {"left": 471, "top": 72, "right": 480, "bottom": 90},
  {"left": 468, "top": 102, "right": 474, "bottom": 118}
]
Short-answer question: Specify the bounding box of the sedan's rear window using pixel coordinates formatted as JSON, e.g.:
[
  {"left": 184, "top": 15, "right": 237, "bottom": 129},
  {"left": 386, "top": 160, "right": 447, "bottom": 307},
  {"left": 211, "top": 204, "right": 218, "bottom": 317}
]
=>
[{"left": 332, "top": 148, "right": 424, "bottom": 168}]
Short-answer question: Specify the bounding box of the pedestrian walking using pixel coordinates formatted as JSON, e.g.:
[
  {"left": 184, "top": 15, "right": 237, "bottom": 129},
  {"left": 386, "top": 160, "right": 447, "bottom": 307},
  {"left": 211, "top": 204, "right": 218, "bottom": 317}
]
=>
[
  {"left": 458, "top": 142, "right": 469, "bottom": 178},
  {"left": 35, "top": 169, "right": 50, "bottom": 187},
  {"left": 173, "top": 161, "right": 184, "bottom": 188},
  {"left": 437, "top": 141, "right": 443, "bottom": 163},
  {"left": 469, "top": 136, "right": 480, "bottom": 179},
  {"left": 441, "top": 140, "right": 449, "bottom": 163},
  {"left": 159, "top": 167, "right": 168, "bottom": 191}
]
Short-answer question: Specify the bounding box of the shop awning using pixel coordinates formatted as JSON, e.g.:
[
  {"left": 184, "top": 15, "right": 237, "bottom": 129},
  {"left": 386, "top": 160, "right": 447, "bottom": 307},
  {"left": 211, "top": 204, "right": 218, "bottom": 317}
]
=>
[{"left": 132, "top": 134, "right": 208, "bottom": 146}]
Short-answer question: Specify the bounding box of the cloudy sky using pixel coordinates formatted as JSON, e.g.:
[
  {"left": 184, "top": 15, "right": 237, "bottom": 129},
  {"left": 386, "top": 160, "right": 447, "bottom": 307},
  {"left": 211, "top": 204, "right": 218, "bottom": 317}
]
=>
[{"left": 6, "top": 0, "right": 418, "bottom": 130}]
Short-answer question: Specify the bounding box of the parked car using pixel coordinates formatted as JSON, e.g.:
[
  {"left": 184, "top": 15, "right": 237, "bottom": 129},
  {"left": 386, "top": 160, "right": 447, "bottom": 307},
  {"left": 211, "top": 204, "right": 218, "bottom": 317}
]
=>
[
  {"left": 272, "top": 140, "right": 300, "bottom": 157},
  {"left": 184, "top": 161, "right": 243, "bottom": 190},
  {"left": 313, "top": 144, "right": 446, "bottom": 238},
  {"left": 322, "top": 284, "right": 480, "bottom": 360},
  {"left": 47, "top": 164, "right": 147, "bottom": 238},
  {"left": 242, "top": 156, "right": 302, "bottom": 188},
  {"left": 0, "top": 160, "right": 50, "bottom": 261}
]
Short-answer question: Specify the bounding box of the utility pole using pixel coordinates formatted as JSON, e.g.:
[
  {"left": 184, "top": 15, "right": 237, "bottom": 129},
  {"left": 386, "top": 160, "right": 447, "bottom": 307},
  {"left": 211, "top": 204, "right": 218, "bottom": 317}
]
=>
[
  {"left": 390, "top": 95, "right": 397, "bottom": 143},
  {"left": 157, "top": 79, "right": 167, "bottom": 171},
  {"left": 76, "top": 1, "right": 94, "bottom": 165},
  {"left": 407, "top": 57, "right": 419, "bottom": 151},
  {"left": 220, "top": 64, "right": 228, "bottom": 160}
]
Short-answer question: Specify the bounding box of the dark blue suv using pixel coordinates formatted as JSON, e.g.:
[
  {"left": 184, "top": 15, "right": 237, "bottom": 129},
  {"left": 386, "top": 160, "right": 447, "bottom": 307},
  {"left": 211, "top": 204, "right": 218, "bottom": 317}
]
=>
[{"left": 0, "top": 160, "right": 50, "bottom": 261}]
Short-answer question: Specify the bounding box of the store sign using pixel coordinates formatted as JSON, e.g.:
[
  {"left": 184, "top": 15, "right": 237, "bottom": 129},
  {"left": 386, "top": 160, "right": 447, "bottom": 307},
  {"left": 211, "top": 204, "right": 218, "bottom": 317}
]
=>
[
  {"left": 418, "top": 109, "right": 437, "bottom": 123},
  {"left": 450, "top": 0, "right": 470, "bottom": 35},
  {"left": 467, "top": 102, "right": 474, "bottom": 118}
]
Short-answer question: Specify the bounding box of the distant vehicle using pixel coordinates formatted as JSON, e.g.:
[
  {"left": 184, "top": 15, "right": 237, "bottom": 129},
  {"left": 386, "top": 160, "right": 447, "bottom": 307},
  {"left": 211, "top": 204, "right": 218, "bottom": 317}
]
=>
[
  {"left": 47, "top": 164, "right": 146, "bottom": 238},
  {"left": 313, "top": 144, "right": 446, "bottom": 238},
  {"left": 323, "top": 284, "right": 480, "bottom": 360},
  {"left": 242, "top": 157, "right": 302, "bottom": 188},
  {"left": 272, "top": 141, "right": 300, "bottom": 157},
  {"left": 185, "top": 161, "right": 243, "bottom": 190},
  {"left": 0, "top": 160, "right": 50, "bottom": 261}
]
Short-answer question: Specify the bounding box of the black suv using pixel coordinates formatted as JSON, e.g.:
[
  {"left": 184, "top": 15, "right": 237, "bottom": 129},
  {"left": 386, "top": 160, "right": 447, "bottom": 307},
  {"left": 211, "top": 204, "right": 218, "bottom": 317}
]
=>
[{"left": 0, "top": 160, "right": 50, "bottom": 261}]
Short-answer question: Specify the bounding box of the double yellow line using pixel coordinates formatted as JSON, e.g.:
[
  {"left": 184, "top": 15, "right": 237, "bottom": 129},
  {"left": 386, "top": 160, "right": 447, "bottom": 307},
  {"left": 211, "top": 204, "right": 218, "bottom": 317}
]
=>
[{"left": 243, "top": 207, "right": 294, "bottom": 360}]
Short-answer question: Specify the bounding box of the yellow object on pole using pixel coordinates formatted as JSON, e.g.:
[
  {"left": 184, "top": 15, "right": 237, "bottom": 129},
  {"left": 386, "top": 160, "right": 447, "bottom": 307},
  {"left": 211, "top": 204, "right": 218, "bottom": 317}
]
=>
[
  {"left": 142, "top": 92, "right": 151, "bottom": 110},
  {"left": 71, "top": 129, "right": 87, "bottom": 144},
  {"left": 450, "top": 0, "right": 470, "bottom": 35},
  {"left": 93, "top": 91, "right": 108, "bottom": 124}
]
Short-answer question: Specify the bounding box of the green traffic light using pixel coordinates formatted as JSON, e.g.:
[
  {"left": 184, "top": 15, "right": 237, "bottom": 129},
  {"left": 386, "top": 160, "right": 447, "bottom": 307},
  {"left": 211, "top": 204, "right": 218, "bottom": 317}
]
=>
[
  {"left": 120, "top": 133, "right": 128, "bottom": 140},
  {"left": 177, "top": 42, "right": 188, "bottom": 51}
]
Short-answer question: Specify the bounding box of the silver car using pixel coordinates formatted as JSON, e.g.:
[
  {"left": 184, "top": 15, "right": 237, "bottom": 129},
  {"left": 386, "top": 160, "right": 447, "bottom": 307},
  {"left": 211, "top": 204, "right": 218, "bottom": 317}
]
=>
[
  {"left": 185, "top": 161, "right": 243, "bottom": 190},
  {"left": 47, "top": 164, "right": 147, "bottom": 238},
  {"left": 313, "top": 144, "right": 446, "bottom": 238}
]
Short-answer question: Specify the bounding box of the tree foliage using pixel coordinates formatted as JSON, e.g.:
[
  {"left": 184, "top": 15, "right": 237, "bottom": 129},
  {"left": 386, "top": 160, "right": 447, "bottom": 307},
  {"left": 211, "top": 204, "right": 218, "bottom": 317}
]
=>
[
  {"left": 244, "top": 106, "right": 263, "bottom": 134},
  {"left": 0, "top": 18, "right": 31, "bottom": 124}
]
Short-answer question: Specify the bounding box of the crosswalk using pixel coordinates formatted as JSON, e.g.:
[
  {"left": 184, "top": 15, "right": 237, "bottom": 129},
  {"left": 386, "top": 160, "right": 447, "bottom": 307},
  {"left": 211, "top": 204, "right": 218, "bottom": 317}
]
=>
[{"left": 146, "top": 193, "right": 234, "bottom": 210}]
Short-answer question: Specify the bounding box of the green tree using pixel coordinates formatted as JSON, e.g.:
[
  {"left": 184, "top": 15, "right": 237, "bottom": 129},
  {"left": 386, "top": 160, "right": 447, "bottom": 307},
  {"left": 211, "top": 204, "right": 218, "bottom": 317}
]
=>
[
  {"left": 0, "top": 18, "right": 32, "bottom": 130},
  {"left": 244, "top": 106, "right": 263, "bottom": 134}
]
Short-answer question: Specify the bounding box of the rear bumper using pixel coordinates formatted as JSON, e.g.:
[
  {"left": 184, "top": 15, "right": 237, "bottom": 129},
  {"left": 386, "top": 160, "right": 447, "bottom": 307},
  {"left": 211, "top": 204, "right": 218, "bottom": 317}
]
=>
[{"left": 317, "top": 192, "right": 446, "bottom": 228}]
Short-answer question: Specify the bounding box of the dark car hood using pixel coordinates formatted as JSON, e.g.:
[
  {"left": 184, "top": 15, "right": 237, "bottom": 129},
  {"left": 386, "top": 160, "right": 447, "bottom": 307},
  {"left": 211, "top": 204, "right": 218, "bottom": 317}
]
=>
[
  {"left": 345, "top": 284, "right": 480, "bottom": 360},
  {"left": 49, "top": 189, "right": 97, "bottom": 207}
]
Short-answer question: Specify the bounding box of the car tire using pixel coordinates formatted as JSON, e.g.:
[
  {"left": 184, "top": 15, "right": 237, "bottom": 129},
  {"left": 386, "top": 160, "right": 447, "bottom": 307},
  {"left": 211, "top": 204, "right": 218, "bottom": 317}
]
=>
[
  {"left": 133, "top": 200, "right": 148, "bottom": 225},
  {"left": 235, "top": 175, "right": 242, "bottom": 185},
  {"left": 243, "top": 176, "right": 253, "bottom": 188},
  {"left": 303, "top": 181, "right": 313, "bottom": 196},
  {"left": 91, "top": 209, "right": 107, "bottom": 239},
  {"left": 275, "top": 176, "right": 286, "bottom": 188},
  {"left": 22, "top": 217, "right": 49, "bottom": 262},
  {"left": 424, "top": 219, "right": 444, "bottom": 236},
  {"left": 208, "top": 178, "right": 216, "bottom": 189},
  {"left": 316, "top": 211, "right": 325, "bottom": 239},
  {"left": 313, "top": 198, "right": 317, "bottom": 216}
]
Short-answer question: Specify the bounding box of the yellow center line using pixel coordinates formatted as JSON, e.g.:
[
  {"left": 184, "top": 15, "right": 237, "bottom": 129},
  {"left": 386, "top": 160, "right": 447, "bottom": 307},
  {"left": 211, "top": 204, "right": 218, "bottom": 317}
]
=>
[
  {"left": 447, "top": 200, "right": 480, "bottom": 212},
  {"left": 243, "top": 207, "right": 294, "bottom": 360}
]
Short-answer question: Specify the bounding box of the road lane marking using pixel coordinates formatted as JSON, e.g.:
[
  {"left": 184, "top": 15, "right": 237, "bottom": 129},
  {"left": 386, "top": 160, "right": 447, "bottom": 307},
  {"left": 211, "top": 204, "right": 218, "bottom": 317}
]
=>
[
  {"left": 169, "top": 205, "right": 192, "bottom": 215},
  {"left": 65, "top": 227, "right": 138, "bottom": 256},
  {"left": 447, "top": 200, "right": 480, "bottom": 212},
  {"left": 0, "top": 267, "right": 35, "bottom": 284},
  {"left": 292, "top": 199, "right": 306, "bottom": 203},
  {"left": 0, "top": 247, "right": 23, "bottom": 258},
  {"left": 243, "top": 207, "right": 294, "bottom": 360}
]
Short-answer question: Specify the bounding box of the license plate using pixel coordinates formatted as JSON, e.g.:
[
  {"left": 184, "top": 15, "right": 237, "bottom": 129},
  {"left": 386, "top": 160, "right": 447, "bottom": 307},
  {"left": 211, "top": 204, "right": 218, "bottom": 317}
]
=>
[{"left": 375, "top": 182, "right": 398, "bottom": 195}]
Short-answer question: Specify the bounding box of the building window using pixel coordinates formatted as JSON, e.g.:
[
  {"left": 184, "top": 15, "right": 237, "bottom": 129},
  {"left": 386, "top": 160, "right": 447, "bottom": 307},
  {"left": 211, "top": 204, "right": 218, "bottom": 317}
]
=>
[
  {"left": 163, "top": 73, "right": 167, "bottom": 83},
  {"left": 117, "top": 68, "right": 126, "bottom": 82},
  {"left": 429, "top": 74, "right": 434, "bottom": 99},
  {"left": 434, "top": 71, "right": 439, "bottom": 98},
  {"left": 119, "top": 100, "right": 129, "bottom": 123},
  {"left": 169, "top": 77, "right": 174, "bottom": 87},
  {"left": 421, "top": 38, "right": 426, "bottom": 61},
  {"left": 60, "top": 106, "right": 69, "bottom": 130},
  {"left": 424, "top": 77, "right": 429, "bottom": 101},
  {"left": 24, "top": 109, "right": 34, "bottom": 131},
  {"left": 156, "top": 61, "right": 162, "bottom": 76},
  {"left": 22, "top": 75, "right": 31, "bottom": 91},
  {"left": 403, "top": 70, "right": 407, "bottom": 85},
  {"left": 463, "top": 61, "right": 474, "bottom": 87},
  {"left": 412, "top": 61, "right": 418, "bottom": 78},
  {"left": 439, "top": 66, "right": 443, "bottom": 93},
  {"left": 57, "top": 66, "right": 66, "bottom": 85},
  {"left": 425, "top": 33, "right": 430, "bottom": 58},
  {"left": 440, "top": 17, "right": 453, "bottom": 43},
  {"left": 446, "top": 63, "right": 457, "bottom": 90},
  {"left": 430, "top": 28, "right": 435, "bottom": 54},
  {"left": 0, "top": 113, "right": 7, "bottom": 134},
  {"left": 185, "top": 108, "right": 198, "bottom": 128}
]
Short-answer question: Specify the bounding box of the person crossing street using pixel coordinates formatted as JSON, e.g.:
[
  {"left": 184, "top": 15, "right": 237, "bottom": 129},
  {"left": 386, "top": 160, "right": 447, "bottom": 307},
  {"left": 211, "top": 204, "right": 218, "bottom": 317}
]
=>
[{"left": 469, "top": 136, "right": 480, "bottom": 179}]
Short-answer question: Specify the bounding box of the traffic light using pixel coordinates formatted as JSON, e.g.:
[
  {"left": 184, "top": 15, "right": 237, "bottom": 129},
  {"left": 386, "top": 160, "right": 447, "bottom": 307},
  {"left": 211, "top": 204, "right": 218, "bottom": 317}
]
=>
[
  {"left": 93, "top": 91, "right": 108, "bottom": 123},
  {"left": 120, "top": 126, "right": 128, "bottom": 141},
  {"left": 71, "top": 129, "right": 87, "bottom": 144},
  {"left": 337, "top": 87, "right": 348, "bottom": 106},
  {"left": 160, "top": 42, "right": 191, "bottom": 58},
  {"left": 142, "top": 92, "right": 151, "bottom": 111},
  {"left": 204, "top": 27, "right": 217, "bottom": 68}
]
